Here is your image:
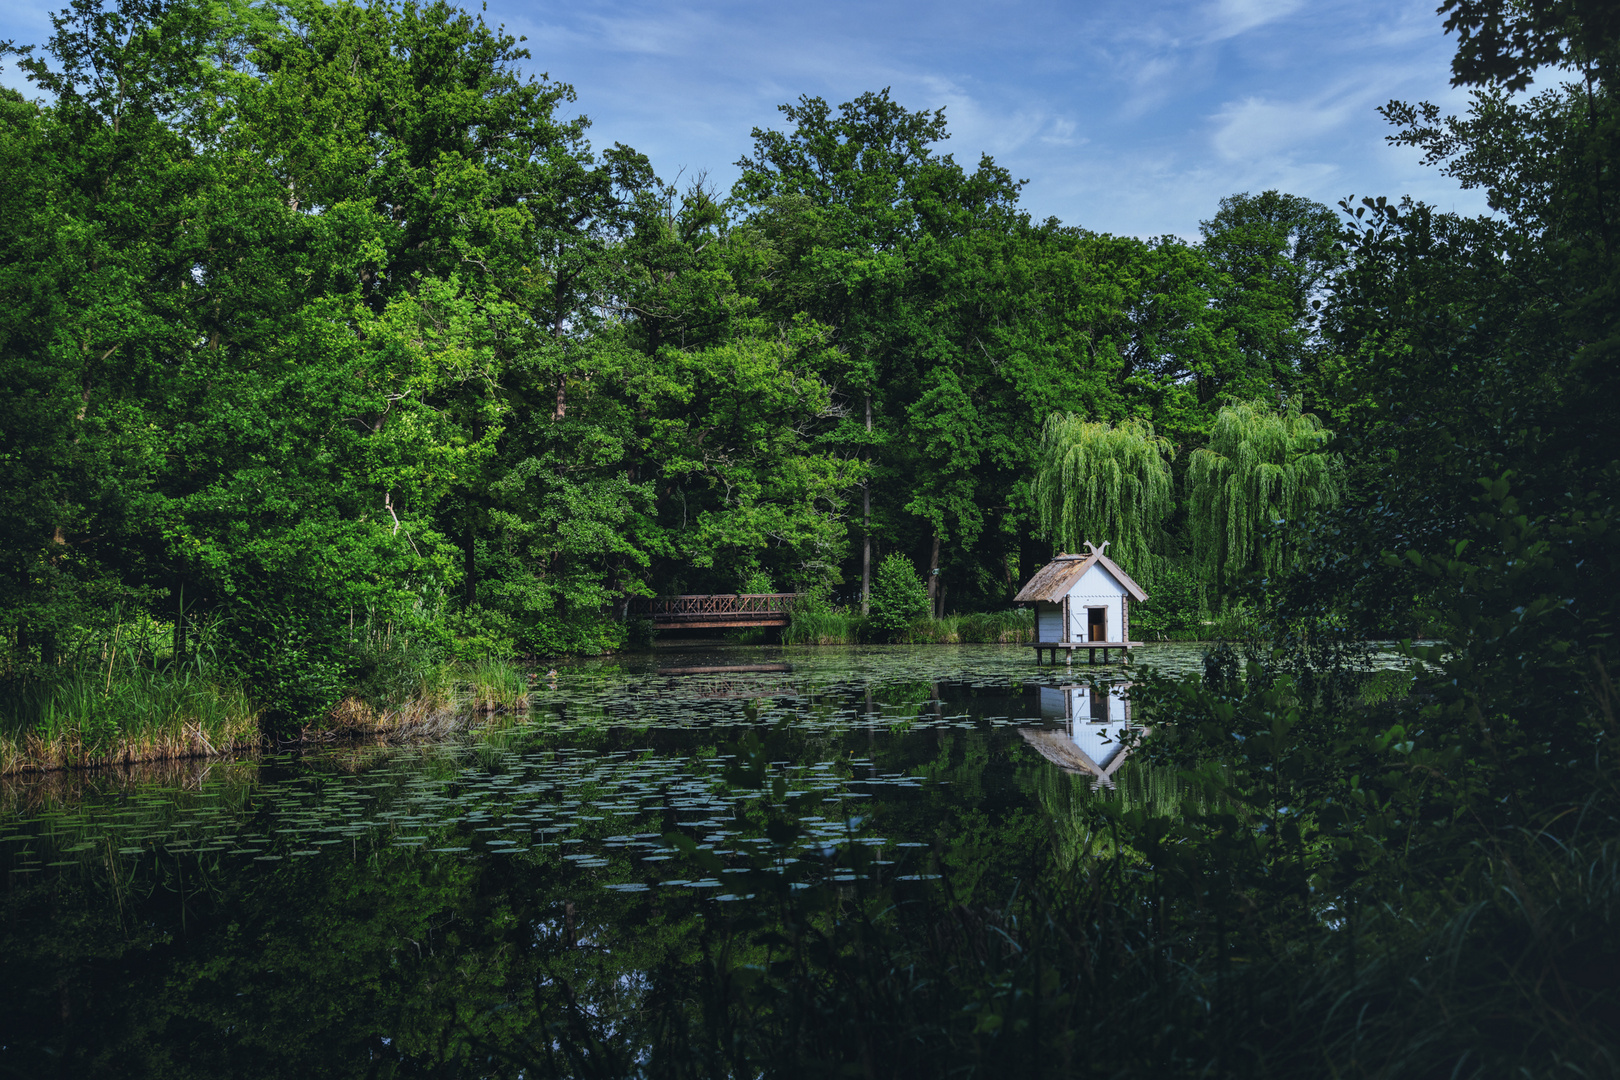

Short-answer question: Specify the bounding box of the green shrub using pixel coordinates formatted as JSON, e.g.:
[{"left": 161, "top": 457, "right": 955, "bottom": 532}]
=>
[
  {"left": 793, "top": 582, "right": 835, "bottom": 616},
  {"left": 1132, "top": 568, "right": 1206, "bottom": 640},
  {"left": 866, "top": 555, "right": 930, "bottom": 641},
  {"left": 444, "top": 604, "right": 519, "bottom": 663},
  {"left": 784, "top": 611, "right": 863, "bottom": 645},
  {"left": 625, "top": 617, "right": 657, "bottom": 650}
]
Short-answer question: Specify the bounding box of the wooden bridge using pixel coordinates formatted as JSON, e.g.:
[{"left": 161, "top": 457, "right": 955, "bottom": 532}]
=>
[{"left": 630, "top": 593, "right": 799, "bottom": 630}]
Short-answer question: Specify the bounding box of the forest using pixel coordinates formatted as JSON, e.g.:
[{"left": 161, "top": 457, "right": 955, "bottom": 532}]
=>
[
  {"left": 0, "top": 0, "right": 1617, "bottom": 1073},
  {"left": 0, "top": 0, "right": 1363, "bottom": 741}
]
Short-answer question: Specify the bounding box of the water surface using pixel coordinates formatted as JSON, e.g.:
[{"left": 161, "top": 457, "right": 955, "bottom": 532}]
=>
[{"left": 0, "top": 643, "right": 1213, "bottom": 1075}]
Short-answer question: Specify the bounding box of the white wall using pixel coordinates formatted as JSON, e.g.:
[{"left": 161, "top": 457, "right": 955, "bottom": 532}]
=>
[
  {"left": 1066, "top": 563, "right": 1126, "bottom": 642},
  {"left": 1035, "top": 601, "right": 1063, "bottom": 643},
  {"left": 1037, "top": 684, "right": 1134, "bottom": 771}
]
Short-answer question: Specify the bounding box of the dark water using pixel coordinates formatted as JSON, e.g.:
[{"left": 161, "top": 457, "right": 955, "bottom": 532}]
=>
[{"left": 0, "top": 644, "right": 1209, "bottom": 1077}]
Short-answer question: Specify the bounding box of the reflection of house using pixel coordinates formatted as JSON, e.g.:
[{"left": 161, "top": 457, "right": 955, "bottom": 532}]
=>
[
  {"left": 1013, "top": 541, "right": 1147, "bottom": 665},
  {"left": 1020, "top": 682, "right": 1138, "bottom": 787}
]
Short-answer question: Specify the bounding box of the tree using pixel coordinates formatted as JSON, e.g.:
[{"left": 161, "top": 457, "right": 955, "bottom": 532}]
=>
[
  {"left": 731, "top": 90, "right": 1027, "bottom": 613},
  {"left": 866, "top": 552, "right": 929, "bottom": 639},
  {"left": 1199, "top": 191, "right": 1344, "bottom": 403},
  {"left": 1187, "top": 400, "right": 1340, "bottom": 589},
  {"left": 1031, "top": 415, "right": 1173, "bottom": 582}
]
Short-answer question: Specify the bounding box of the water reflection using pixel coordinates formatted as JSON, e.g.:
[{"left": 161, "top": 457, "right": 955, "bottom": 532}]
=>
[
  {"left": 0, "top": 643, "right": 1217, "bottom": 1074},
  {"left": 1021, "top": 682, "right": 1139, "bottom": 787}
]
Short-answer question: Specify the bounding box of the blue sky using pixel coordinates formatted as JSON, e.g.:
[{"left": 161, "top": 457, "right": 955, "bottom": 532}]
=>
[{"left": 0, "top": 0, "right": 1491, "bottom": 237}]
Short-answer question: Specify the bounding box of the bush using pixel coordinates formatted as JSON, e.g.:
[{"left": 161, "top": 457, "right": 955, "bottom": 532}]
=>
[
  {"left": 1132, "top": 567, "right": 1205, "bottom": 640},
  {"left": 867, "top": 554, "right": 930, "bottom": 641},
  {"left": 740, "top": 568, "right": 775, "bottom": 594},
  {"left": 625, "top": 617, "right": 657, "bottom": 650},
  {"left": 793, "top": 582, "right": 835, "bottom": 616},
  {"left": 444, "top": 605, "right": 518, "bottom": 663}
]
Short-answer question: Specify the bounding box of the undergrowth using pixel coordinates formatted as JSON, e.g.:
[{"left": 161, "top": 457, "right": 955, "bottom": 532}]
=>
[{"left": 1, "top": 616, "right": 531, "bottom": 772}]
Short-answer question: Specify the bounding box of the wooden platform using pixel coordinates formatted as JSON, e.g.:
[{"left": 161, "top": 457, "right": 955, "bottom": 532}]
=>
[{"left": 1030, "top": 641, "right": 1142, "bottom": 665}]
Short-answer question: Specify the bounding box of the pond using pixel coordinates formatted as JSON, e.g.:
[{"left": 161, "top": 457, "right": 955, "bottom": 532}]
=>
[{"left": 0, "top": 643, "right": 1216, "bottom": 1076}]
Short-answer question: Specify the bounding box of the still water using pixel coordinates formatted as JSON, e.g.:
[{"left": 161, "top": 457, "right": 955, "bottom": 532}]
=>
[{"left": 0, "top": 643, "right": 1210, "bottom": 1076}]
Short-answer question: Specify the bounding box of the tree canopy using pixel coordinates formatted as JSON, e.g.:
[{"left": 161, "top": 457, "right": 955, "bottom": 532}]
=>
[{"left": 1032, "top": 415, "right": 1173, "bottom": 582}]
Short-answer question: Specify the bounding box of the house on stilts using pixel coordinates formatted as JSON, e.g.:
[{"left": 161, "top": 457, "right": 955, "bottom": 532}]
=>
[{"left": 1013, "top": 541, "right": 1147, "bottom": 665}]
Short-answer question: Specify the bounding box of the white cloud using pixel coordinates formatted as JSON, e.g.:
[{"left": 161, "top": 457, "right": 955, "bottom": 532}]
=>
[
  {"left": 1205, "top": 0, "right": 1303, "bottom": 41},
  {"left": 1040, "top": 117, "right": 1085, "bottom": 147},
  {"left": 1209, "top": 95, "right": 1357, "bottom": 162}
]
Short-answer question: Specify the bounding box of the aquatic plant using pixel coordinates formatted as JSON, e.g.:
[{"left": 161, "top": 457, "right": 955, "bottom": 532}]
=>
[
  {"left": 0, "top": 663, "right": 259, "bottom": 773},
  {"left": 783, "top": 610, "right": 864, "bottom": 645}
]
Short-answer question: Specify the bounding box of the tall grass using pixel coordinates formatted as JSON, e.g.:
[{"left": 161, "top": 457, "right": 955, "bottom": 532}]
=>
[
  {"left": 1, "top": 614, "right": 532, "bottom": 771},
  {"left": 894, "top": 609, "right": 1036, "bottom": 644},
  {"left": 782, "top": 611, "right": 864, "bottom": 645},
  {"left": 784, "top": 608, "right": 1036, "bottom": 645},
  {"left": 0, "top": 661, "right": 258, "bottom": 774},
  {"left": 319, "top": 624, "right": 530, "bottom": 740}
]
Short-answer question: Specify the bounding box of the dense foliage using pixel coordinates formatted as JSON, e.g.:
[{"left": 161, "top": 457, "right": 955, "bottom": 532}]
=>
[
  {"left": 1032, "top": 414, "right": 1173, "bottom": 579},
  {"left": 0, "top": 0, "right": 1348, "bottom": 727},
  {"left": 0, "top": 0, "right": 1616, "bottom": 1072},
  {"left": 1187, "top": 399, "right": 1340, "bottom": 588}
]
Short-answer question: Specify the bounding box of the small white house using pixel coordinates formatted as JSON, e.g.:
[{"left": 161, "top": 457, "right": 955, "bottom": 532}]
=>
[{"left": 1013, "top": 541, "right": 1147, "bottom": 664}]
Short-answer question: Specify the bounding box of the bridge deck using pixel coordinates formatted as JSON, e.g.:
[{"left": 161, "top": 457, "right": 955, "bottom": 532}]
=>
[{"left": 630, "top": 593, "right": 799, "bottom": 629}]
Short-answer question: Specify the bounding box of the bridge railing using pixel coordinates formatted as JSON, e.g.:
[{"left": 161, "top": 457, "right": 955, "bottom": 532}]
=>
[{"left": 629, "top": 593, "right": 800, "bottom": 621}]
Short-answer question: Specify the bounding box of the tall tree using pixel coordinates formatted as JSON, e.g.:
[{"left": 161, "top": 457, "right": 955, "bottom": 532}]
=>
[
  {"left": 1199, "top": 191, "right": 1344, "bottom": 404},
  {"left": 1188, "top": 400, "right": 1340, "bottom": 590},
  {"left": 732, "top": 90, "right": 1026, "bottom": 612},
  {"left": 1031, "top": 415, "right": 1173, "bottom": 582}
]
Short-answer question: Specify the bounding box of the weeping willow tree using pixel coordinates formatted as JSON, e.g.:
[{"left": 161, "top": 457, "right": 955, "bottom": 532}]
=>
[
  {"left": 1032, "top": 416, "right": 1173, "bottom": 580},
  {"left": 1187, "top": 400, "right": 1341, "bottom": 589}
]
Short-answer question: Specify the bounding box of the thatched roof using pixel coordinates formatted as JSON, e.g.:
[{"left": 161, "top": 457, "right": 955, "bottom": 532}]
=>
[
  {"left": 1013, "top": 543, "right": 1148, "bottom": 603},
  {"left": 1018, "top": 727, "right": 1128, "bottom": 787}
]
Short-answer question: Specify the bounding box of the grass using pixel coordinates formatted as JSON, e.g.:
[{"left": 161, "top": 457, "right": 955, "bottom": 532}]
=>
[
  {"left": 316, "top": 657, "right": 531, "bottom": 740},
  {"left": 782, "top": 611, "right": 864, "bottom": 645},
  {"left": 784, "top": 608, "right": 1037, "bottom": 645},
  {"left": 0, "top": 662, "right": 259, "bottom": 774},
  {"left": 897, "top": 609, "right": 1036, "bottom": 644},
  {"left": 2, "top": 615, "right": 533, "bottom": 773}
]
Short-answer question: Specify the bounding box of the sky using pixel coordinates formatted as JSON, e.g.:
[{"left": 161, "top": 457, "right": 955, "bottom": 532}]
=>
[{"left": 0, "top": 0, "right": 1493, "bottom": 238}]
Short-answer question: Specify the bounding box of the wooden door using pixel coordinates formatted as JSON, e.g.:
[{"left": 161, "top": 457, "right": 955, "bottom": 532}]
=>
[{"left": 1087, "top": 607, "right": 1106, "bottom": 642}]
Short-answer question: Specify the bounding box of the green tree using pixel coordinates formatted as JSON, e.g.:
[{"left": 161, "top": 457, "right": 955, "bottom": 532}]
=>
[
  {"left": 1188, "top": 400, "right": 1340, "bottom": 590},
  {"left": 731, "top": 90, "right": 1027, "bottom": 613},
  {"left": 866, "top": 552, "right": 929, "bottom": 639},
  {"left": 1199, "top": 191, "right": 1343, "bottom": 403},
  {"left": 1031, "top": 415, "right": 1173, "bottom": 581}
]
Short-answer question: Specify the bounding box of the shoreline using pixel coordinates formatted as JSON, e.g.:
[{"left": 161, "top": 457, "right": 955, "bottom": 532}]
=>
[{"left": 1, "top": 696, "right": 531, "bottom": 777}]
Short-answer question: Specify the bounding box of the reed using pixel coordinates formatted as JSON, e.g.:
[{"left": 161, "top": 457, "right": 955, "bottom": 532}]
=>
[
  {"left": 0, "top": 609, "right": 533, "bottom": 770},
  {"left": 784, "top": 609, "right": 1035, "bottom": 646},
  {"left": 0, "top": 663, "right": 259, "bottom": 774},
  {"left": 783, "top": 610, "right": 864, "bottom": 645},
  {"left": 891, "top": 610, "right": 1035, "bottom": 644},
  {"left": 319, "top": 658, "right": 530, "bottom": 740}
]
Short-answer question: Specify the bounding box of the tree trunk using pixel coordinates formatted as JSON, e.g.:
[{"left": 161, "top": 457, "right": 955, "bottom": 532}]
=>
[
  {"left": 463, "top": 522, "right": 477, "bottom": 608},
  {"left": 861, "top": 485, "right": 871, "bottom": 616},
  {"left": 172, "top": 578, "right": 187, "bottom": 665},
  {"left": 861, "top": 395, "right": 872, "bottom": 616},
  {"left": 927, "top": 534, "right": 941, "bottom": 618}
]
